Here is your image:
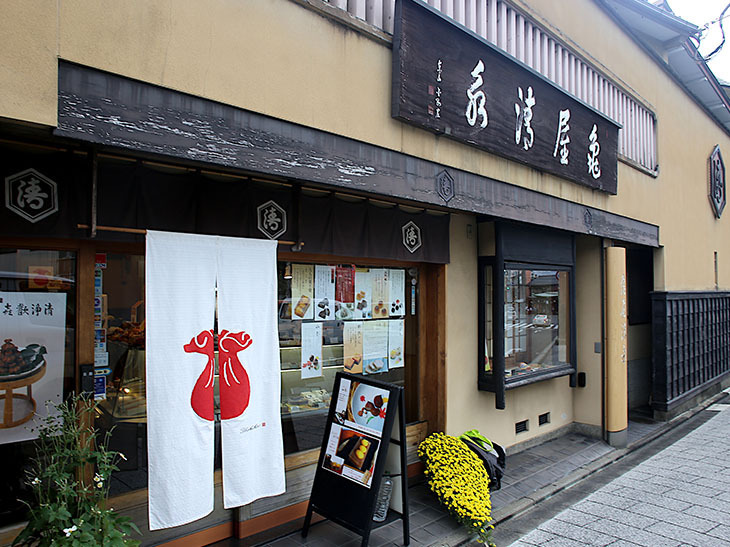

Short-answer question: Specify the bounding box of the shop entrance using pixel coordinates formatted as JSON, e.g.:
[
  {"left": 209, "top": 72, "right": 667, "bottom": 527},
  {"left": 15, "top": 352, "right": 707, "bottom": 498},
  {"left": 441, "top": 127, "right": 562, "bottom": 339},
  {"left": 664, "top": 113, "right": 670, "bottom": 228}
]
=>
[{"left": 626, "top": 247, "right": 654, "bottom": 418}]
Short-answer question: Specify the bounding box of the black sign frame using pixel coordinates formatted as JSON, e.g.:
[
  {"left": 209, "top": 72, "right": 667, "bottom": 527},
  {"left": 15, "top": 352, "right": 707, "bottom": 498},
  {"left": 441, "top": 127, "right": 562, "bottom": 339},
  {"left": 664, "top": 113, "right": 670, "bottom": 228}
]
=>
[
  {"left": 302, "top": 372, "right": 409, "bottom": 546},
  {"left": 392, "top": 0, "right": 621, "bottom": 194}
]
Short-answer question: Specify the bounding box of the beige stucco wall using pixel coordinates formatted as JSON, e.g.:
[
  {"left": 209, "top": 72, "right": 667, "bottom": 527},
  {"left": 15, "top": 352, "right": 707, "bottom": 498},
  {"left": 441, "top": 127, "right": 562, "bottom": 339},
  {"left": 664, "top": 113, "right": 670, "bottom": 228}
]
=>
[
  {"left": 2, "top": 0, "right": 727, "bottom": 293},
  {"left": 445, "top": 214, "right": 574, "bottom": 448},
  {"left": 573, "top": 235, "right": 603, "bottom": 428},
  {"left": 0, "top": 0, "right": 57, "bottom": 127}
]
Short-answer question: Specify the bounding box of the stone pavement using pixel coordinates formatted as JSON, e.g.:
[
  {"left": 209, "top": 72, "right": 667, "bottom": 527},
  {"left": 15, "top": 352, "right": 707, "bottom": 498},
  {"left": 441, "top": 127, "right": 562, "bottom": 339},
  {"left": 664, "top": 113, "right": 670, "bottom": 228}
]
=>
[
  {"left": 506, "top": 400, "right": 730, "bottom": 547},
  {"left": 214, "top": 391, "right": 726, "bottom": 546}
]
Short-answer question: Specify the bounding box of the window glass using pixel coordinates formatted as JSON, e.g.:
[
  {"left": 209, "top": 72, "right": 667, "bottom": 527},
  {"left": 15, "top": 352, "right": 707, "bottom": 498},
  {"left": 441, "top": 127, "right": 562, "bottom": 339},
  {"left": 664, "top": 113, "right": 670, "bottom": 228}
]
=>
[
  {"left": 503, "top": 269, "right": 570, "bottom": 379},
  {"left": 97, "top": 256, "right": 419, "bottom": 495},
  {"left": 94, "top": 254, "right": 154, "bottom": 496},
  {"left": 277, "top": 262, "right": 417, "bottom": 455},
  {"left": 0, "top": 248, "right": 76, "bottom": 526}
]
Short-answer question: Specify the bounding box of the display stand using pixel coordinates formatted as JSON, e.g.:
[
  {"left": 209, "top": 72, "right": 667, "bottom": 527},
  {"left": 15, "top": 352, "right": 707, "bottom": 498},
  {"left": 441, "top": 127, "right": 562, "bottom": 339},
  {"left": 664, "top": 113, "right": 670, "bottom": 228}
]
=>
[{"left": 302, "top": 372, "right": 409, "bottom": 547}]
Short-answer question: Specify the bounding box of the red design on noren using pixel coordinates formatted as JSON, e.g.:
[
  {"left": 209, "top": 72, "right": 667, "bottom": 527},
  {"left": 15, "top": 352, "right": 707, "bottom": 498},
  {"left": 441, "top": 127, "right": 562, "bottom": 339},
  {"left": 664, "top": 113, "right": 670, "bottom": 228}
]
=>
[
  {"left": 218, "top": 330, "right": 253, "bottom": 420},
  {"left": 185, "top": 329, "right": 216, "bottom": 421},
  {"left": 185, "top": 329, "right": 253, "bottom": 421}
]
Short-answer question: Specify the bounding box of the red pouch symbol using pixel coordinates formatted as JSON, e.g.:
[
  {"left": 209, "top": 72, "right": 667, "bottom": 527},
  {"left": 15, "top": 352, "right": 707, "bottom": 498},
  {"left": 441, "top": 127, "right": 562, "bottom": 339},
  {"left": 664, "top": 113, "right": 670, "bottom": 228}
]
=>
[
  {"left": 218, "top": 330, "right": 252, "bottom": 420},
  {"left": 185, "top": 329, "right": 216, "bottom": 421}
]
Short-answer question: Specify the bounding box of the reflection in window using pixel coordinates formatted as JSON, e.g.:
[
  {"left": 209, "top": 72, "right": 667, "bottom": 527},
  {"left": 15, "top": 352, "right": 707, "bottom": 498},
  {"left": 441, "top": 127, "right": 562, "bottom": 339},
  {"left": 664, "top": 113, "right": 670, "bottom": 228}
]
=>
[
  {"left": 0, "top": 248, "right": 76, "bottom": 527},
  {"left": 504, "top": 269, "right": 570, "bottom": 378}
]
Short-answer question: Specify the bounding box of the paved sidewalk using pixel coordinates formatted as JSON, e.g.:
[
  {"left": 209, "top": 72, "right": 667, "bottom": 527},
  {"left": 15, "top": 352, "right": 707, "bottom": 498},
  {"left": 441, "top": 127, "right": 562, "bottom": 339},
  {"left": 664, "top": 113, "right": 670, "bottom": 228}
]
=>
[{"left": 507, "top": 402, "right": 730, "bottom": 547}]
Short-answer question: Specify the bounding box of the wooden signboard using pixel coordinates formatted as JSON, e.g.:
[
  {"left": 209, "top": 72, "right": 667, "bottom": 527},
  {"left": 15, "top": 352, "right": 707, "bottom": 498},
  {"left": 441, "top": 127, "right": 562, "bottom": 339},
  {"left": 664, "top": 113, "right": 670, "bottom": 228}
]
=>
[
  {"left": 302, "top": 372, "right": 409, "bottom": 546},
  {"left": 392, "top": 0, "right": 621, "bottom": 194}
]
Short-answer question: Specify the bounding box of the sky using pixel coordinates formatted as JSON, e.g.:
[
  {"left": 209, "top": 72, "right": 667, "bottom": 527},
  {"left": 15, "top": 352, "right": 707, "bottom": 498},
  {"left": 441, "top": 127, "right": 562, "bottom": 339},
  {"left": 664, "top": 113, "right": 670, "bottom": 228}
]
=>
[{"left": 665, "top": 0, "right": 730, "bottom": 83}]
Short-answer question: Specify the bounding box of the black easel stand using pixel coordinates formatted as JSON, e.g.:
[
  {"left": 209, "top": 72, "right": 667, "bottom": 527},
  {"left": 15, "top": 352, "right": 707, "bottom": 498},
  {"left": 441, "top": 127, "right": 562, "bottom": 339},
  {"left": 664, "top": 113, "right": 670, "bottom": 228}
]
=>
[{"left": 302, "top": 373, "right": 410, "bottom": 547}]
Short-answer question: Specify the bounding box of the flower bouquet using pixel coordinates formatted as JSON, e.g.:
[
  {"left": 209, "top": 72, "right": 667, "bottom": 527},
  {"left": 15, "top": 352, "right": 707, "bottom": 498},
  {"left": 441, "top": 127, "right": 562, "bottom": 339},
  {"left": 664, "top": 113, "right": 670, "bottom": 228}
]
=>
[{"left": 418, "top": 432, "right": 495, "bottom": 546}]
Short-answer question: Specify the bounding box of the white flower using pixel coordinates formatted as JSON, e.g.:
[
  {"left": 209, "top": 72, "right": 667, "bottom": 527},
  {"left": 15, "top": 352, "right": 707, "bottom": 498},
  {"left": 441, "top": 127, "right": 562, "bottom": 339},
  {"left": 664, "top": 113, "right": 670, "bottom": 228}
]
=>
[
  {"left": 96, "top": 481, "right": 103, "bottom": 488},
  {"left": 93, "top": 473, "right": 102, "bottom": 483},
  {"left": 31, "top": 477, "right": 41, "bottom": 486},
  {"left": 118, "top": 452, "right": 127, "bottom": 461},
  {"left": 63, "top": 525, "right": 77, "bottom": 537}
]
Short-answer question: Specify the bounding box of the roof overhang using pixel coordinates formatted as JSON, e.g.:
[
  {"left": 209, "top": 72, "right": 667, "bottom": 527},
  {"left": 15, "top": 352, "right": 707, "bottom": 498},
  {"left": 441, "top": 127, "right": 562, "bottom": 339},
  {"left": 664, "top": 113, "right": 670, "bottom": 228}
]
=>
[{"left": 598, "top": 0, "right": 730, "bottom": 136}]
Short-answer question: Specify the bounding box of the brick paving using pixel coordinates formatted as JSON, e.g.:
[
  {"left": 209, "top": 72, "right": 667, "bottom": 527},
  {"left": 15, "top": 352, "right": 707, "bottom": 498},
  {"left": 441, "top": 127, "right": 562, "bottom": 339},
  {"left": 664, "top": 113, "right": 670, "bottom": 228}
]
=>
[{"left": 507, "top": 402, "right": 730, "bottom": 547}]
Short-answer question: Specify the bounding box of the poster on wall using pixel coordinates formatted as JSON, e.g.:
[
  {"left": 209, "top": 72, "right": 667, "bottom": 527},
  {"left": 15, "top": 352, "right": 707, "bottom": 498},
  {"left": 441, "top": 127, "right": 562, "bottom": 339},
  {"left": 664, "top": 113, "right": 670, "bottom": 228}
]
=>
[
  {"left": 343, "top": 321, "right": 364, "bottom": 374},
  {"left": 314, "top": 265, "right": 336, "bottom": 321},
  {"left": 321, "top": 376, "right": 390, "bottom": 487},
  {"left": 362, "top": 320, "right": 388, "bottom": 375},
  {"left": 292, "top": 264, "right": 314, "bottom": 320},
  {"left": 389, "top": 269, "right": 406, "bottom": 317},
  {"left": 0, "top": 291, "right": 67, "bottom": 445},
  {"left": 354, "top": 268, "right": 372, "bottom": 320},
  {"left": 301, "top": 322, "right": 323, "bottom": 379},
  {"left": 370, "top": 269, "right": 389, "bottom": 319},
  {"left": 388, "top": 319, "right": 405, "bottom": 369},
  {"left": 335, "top": 265, "right": 356, "bottom": 320}
]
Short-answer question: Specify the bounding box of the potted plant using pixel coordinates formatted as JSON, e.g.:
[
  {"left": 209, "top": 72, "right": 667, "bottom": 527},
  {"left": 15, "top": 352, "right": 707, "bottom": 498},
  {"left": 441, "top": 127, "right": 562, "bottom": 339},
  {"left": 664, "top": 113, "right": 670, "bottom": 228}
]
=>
[
  {"left": 13, "top": 395, "right": 140, "bottom": 546},
  {"left": 418, "top": 432, "right": 495, "bottom": 546}
]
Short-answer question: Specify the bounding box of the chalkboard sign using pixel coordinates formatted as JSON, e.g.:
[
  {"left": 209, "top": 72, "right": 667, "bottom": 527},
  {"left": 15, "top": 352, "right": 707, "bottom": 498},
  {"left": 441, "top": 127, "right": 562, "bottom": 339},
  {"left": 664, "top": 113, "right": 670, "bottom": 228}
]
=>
[{"left": 302, "top": 372, "right": 409, "bottom": 546}]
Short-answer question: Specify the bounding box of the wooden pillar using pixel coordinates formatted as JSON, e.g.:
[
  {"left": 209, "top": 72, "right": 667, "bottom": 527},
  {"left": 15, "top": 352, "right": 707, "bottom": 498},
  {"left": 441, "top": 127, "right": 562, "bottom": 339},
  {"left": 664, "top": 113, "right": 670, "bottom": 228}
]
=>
[{"left": 605, "top": 246, "right": 628, "bottom": 447}]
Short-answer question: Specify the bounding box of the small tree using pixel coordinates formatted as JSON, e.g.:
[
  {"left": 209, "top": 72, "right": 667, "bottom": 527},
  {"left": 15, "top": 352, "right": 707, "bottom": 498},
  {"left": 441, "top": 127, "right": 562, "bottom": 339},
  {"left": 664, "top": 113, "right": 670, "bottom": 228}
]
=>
[{"left": 13, "top": 395, "right": 140, "bottom": 546}]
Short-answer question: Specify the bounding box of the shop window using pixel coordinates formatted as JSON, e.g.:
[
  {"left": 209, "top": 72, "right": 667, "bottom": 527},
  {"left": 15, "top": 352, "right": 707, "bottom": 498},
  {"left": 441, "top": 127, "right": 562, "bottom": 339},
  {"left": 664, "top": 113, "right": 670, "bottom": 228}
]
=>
[
  {"left": 0, "top": 248, "right": 77, "bottom": 526},
  {"left": 277, "top": 262, "right": 418, "bottom": 455},
  {"left": 95, "top": 256, "right": 418, "bottom": 496},
  {"left": 478, "top": 222, "right": 576, "bottom": 407}
]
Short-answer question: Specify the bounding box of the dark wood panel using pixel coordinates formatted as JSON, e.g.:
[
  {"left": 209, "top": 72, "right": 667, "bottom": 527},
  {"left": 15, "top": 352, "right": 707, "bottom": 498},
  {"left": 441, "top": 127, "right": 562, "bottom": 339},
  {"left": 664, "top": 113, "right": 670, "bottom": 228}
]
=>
[
  {"left": 55, "top": 63, "right": 656, "bottom": 246},
  {"left": 392, "top": 0, "right": 620, "bottom": 194}
]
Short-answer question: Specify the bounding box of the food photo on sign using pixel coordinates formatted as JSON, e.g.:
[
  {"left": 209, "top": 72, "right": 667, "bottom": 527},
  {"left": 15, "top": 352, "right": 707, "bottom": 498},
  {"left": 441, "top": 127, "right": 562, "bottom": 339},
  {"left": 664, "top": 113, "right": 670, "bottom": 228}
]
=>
[
  {"left": 0, "top": 292, "right": 67, "bottom": 444},
  {"left": 322, "top": 424, "right": 381, "bottom": 488}
]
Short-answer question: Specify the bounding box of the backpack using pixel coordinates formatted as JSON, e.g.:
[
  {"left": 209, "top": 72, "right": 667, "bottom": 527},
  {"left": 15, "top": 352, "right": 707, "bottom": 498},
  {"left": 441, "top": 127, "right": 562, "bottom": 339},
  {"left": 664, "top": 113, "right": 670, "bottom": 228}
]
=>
[{"left": 459, "top": 430, "right": 506, "bottom": 491}]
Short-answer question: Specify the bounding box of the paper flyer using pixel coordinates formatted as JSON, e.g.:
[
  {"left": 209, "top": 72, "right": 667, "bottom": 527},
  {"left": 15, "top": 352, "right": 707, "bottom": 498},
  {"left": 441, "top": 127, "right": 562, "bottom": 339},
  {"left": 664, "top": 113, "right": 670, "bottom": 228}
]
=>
[
  {"left": 300, "top": 321, "right": 323, "bottom": 379},
  {"left": 370, "top": 268, "right": 389, "bottom": 319},
  {"left": 354, "top": 268, "right": 372, "bottom": 320},
  {"left": 362, "top": 320, "right": 389, "bottom": 375},
  {"left": 314, "top": 265, "right": 336, "bottom": 321},
  {"left": 388, "top": 319, "right": 405, "bottom": 369},
  {"left": 343, "top": 321, "right": 364, "bottom": 374},
  {"left": 322, "top": 423, "right": 381, "bottom": 488},
  {"left": 291, "top": 264, "right": 314, "bottom": 320},
  {"left": 389, "top": 269, "right": 406, "bottom": 317},
  {"left": 0, "top": 292, "right": 67, "bottom": 445},
  {"left": 335, "top": 265, "right": 356, "bottom": 320},
  {"left": 323, "top": 378, "right": 390, "bottom": 487}
]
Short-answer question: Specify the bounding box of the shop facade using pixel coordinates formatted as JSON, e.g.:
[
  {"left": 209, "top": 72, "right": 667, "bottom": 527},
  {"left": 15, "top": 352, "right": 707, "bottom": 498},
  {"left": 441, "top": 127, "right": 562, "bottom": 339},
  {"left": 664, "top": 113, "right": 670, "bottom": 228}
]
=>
[{"left": 1, "top": 0, "right": 729, "bottom": 545}]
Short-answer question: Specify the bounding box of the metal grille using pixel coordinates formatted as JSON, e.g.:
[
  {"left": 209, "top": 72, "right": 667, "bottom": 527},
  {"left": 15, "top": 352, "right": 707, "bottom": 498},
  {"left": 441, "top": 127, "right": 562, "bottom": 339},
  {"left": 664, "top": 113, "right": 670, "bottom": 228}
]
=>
[
  {"left": 324, "top": 0, "right": 657, "bottom": 173},
  {"left": 538, "top": 412, "right": 550, "bottom": 426},
  {"left": 515, "top": 419, "right": 529, "bottom": 433}
]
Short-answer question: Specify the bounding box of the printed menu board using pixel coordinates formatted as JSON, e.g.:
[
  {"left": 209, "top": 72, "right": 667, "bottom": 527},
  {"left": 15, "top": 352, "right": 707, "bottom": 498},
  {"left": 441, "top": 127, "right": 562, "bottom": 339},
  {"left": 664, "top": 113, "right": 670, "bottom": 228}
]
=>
[
  {"left": 305, "top": 373, "right": 408, "bottom": 545},
  {"left": 370, "top": 269, "right": 389, "bottom": 319},
  {"left": 335, "top": 265, "right": 356, "bottom": 320},
  {"left": 314, "top": 265, "right": 336, "bottom": 321},
  {"left": 292, "top": 264, "right": 314, "bottom": 320},
  {"left": 388, "top": 269, "right": 406, "bottom": 317},
  {"left": 362, "top": 320, "right": 389, "bottom": 375},
  {"left": 343, "top": 321, "right": 364, "bottom": 374},
  {"left": 388, "top": 319, "right": 405, "bottom": 369},
  {"left": 301, "top": 322, "right": 323, "bottom": 379},
  {"left": 354, "top": 268, "right": 372, "bottom": 320},
  {"left": 321, "top": 377, "right": 390, "bottom": 487}
]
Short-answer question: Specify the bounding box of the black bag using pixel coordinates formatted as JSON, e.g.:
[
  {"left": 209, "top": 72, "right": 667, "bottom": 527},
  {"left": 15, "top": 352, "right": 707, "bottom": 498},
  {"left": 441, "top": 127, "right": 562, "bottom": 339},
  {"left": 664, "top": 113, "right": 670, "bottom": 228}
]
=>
[{"left": 460, "top": 436, "right": 506, "bottom": 491}]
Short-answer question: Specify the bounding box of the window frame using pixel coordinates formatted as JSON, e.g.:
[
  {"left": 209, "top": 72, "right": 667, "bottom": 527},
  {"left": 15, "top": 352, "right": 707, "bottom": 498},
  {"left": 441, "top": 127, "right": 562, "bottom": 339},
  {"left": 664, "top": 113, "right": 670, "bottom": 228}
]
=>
[{"left": 478, "top": 243, "right": 577, "bottom": 409}]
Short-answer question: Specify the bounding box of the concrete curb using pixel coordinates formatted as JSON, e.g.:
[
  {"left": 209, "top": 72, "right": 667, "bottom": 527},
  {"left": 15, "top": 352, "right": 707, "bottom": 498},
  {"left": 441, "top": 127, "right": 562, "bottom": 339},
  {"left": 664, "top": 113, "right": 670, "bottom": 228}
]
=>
[{"left": 429, "top": 390, "right": 730, "bottom": 547}]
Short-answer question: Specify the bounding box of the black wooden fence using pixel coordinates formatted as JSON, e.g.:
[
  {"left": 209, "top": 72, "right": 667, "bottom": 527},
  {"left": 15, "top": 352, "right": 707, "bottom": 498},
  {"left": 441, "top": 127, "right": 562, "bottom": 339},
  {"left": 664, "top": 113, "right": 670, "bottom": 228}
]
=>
[{"left": 652, "top": 291, "right": 730, "bottom": 415}]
